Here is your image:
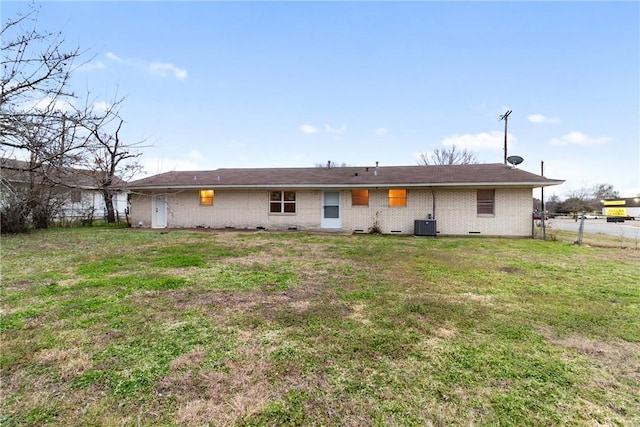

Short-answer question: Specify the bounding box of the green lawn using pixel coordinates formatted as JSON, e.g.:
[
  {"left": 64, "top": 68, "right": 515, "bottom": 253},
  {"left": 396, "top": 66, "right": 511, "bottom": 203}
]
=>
[{"left": 1, "top": 228, "right": 638, "bottom": 426}]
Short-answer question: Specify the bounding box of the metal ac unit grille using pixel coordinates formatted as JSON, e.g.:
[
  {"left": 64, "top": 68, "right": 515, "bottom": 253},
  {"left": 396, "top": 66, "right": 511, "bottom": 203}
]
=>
[{"left": 414, "top": 219, "right": 437, "bottom": 237}]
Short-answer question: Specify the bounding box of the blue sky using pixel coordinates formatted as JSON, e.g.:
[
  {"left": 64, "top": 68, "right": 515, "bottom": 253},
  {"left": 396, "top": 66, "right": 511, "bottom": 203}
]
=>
[{"left": 4, "top": 1, "right": 639, "bottom": 198}]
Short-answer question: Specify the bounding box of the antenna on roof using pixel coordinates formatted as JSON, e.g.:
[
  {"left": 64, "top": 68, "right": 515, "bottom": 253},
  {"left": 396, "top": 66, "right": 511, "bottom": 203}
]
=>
[{"left": 499, "top": 110, "right": 512, "bottom": 165}]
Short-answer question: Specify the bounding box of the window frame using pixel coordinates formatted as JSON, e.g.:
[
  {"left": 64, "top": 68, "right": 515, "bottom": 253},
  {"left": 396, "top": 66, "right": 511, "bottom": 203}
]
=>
[
  {"left": 388, "top": 189, "right": 407, "bottom": 207},
  {"left": 269, "top": 190, "right": 296, "bottom": 214},
  {"left": 351, "top": 189, "right": 369, "bottom": 206},
  {"left": 70, "top": 190, "right": 82, "bottom": 204},
  {"left": 477, "top": 189, "right": 495, "bottom": 215},
  {"left": 199, "top": 189, "right": 214, "bottom": 206}
]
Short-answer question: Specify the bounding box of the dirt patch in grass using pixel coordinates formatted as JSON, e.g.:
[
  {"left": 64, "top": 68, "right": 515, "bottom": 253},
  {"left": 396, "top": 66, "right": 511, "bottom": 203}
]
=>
[
  {"left": 170, "top": 287, "right": 316, "bottom": 319},
  {"left": 433, "top": 326, "right": 458, "bottom": 339},
  {"left": 2, "top": 279, "right": 34, "bottom": 290},
  {"left": 346, "top": 303, "right": 370, "bottom": 325},
  {"left": 161, "top": 340, "right": 278, "bottom": 426},
  {"left": 33, "top": 348, "right": 93, "bottom": 380},
  {"left": 537, "top": 325, "right": 640, "bottom": 422},
  {"left": 540, "top": 328, "right": 640, "bottom": 382}
]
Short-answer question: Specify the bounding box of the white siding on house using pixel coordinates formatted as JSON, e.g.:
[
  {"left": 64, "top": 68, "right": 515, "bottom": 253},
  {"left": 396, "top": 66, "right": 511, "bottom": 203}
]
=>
[
  {"left": 59, "top": 191, "right": 128, "bottom": 221},
  {"left": 130, "top": 193, "right": 152, "bottom": 227}
]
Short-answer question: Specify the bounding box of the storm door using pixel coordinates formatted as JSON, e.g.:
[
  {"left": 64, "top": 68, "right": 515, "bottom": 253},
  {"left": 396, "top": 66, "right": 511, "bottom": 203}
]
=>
[
  {"left": 321, "top": 191, "right": 341, "bottom": 229},
  {"left": 153, "top": 194, "right": 167, "bottom": 228}
]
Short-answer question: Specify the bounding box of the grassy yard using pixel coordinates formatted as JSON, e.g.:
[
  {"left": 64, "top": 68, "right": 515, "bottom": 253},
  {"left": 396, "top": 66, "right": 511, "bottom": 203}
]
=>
[{"left": 1, "top": 228, "right": 638, "bottom": 426}]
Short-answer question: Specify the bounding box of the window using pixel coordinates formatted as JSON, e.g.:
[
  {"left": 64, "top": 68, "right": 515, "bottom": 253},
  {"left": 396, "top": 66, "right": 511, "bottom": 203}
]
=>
[
  {"left": 270, "top": 191, "right": 296, "bottom": 213},
  {"left": 388, "top": 189, "right": 407, "bottom": 207},
  {"left": 352, "top": 190, "right": 369, "bottom": 206},
  {"left": 477, "top": 189, "right": 495, "bottom": 214},
  {"left": 199, "top": 189, "right": 214, "bottom": 206},
  {"left": 70, "top": 190, "right": 81, "bottom": 203}
]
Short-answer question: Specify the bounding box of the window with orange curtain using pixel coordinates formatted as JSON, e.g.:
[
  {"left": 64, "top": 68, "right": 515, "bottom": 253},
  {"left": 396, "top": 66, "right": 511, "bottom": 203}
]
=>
[
  {"left": 388, "top": 189, "right": 407, "bottom": 207},
  {"left": 199, "top": 190, "right": 214, "bottom": 206},
  {"left": 351, "top": 190, "right": 369, "bottom": 206}
]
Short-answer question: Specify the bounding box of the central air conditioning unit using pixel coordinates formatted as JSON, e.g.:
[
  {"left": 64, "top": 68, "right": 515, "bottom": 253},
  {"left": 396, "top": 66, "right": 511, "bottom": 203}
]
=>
[{"left": 414, "top": 219, "right": 437, "bottom": 237}]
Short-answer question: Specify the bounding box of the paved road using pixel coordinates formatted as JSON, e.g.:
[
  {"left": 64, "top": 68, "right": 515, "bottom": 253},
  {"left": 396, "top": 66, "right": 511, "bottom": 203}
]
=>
[{"left": 544, "top": 218, "right": 640, "bottom": 240}]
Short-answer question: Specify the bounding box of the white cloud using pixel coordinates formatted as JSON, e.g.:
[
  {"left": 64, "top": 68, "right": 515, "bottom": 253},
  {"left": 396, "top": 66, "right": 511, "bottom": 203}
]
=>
[
  {"left": 23, "top": 97, "right": 74, "bottom": 113},
  {"left": 75, "top": 61, "right": 105, "bottom": 72},
  {"left": 324, "top": 124, "right": 347, "bottom": 134},
  {"left": 528, "top": 114, "right": 560, "bottom": 124},
  {"left": 93, "top": 101, "right": 110, "bottom": 113},
  {"left": 299, "top": 124, "right": 319, "bottom": 134},
  {"left": 550, "top": 131, "right": 612, "bottom": 146},
  {"left": 148, "top": 62, "right": 188, "bottom": 80},
  {"left": 374, "top": 127, "right": 389, "bottom": 136},
  {"left": 189, "top": 150, "right": 203, "bottom": 160},
  {"left": 141, "top": 157, "right": 200, "bottom": 176},
  {"left": 299, "top": 123, "right": 349, "bottom": 134},
  {"left": 442, "top": 131, "right": 517, "bottom": 150},
  {"left": 103, "top": 52, "right": 187, "bottom": 81},
  {"left": 106, "top": 52, "right": 124, "bottom": 63}
]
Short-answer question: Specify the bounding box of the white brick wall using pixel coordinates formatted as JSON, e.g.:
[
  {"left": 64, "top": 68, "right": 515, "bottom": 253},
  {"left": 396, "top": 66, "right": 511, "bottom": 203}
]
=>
[
  {"left": 129, "top": 193, "right": 152, "bottom": 227},
  {"left": 434, "top": 188, "right": 532, "bottom": 236},
  {"left": 129, "top": 187, "right": 534, "bottom": 236}
]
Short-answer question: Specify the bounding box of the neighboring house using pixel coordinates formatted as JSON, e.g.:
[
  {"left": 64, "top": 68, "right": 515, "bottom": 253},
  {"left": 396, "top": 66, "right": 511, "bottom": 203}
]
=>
[
  {"left": 0, "top": 158, "right": 128, "bottom": 222},
  {"left": 126, "top": 163, "right": 564, "bottom": 237}
]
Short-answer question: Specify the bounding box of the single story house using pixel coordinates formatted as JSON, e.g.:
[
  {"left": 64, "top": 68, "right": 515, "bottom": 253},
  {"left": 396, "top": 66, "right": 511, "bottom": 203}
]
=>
[
  {"left": 1, "top": 158, "right": 128, "bottom": 223},
  {"left": 126, "top": 163, "right": 564, "bottom": 237}
]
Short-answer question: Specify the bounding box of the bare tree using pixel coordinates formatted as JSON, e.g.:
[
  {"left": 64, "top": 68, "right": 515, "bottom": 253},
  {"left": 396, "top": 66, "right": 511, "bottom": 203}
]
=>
[
  {"left": 314, "top": 160, "right": 348, "bottom": 168},
  {"left": 418, "top": 145, "right": 478, "bottom": 166},
  {"left": 555, "top": 184, "right": 620, "bottom": 215},
  {"left": 1, "top": 6, "right": 81, "bottom": 146},
  {"left": 0, "top": 5, "right": 91, "bottom": 230},
  {"left": 544, "top": 194, "right": 561, "bottom": 215},
  {"left": 79, "top": 97, "right": 144, "bottom": 223},
  {"left": 591, "top": 183, "right": 619, "bottom": 200},
  {"left": 558, "top": 196, "right": 592, "bottom": 215}
]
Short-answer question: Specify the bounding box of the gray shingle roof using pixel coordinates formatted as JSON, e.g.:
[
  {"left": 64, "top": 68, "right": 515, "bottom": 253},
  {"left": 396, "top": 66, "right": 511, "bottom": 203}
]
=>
[
  {"left": 127, "top": 163, "right": 563, "bottom": 189},
  {"left": 1, "top": 158, "right": 126, "bottom": 189}
]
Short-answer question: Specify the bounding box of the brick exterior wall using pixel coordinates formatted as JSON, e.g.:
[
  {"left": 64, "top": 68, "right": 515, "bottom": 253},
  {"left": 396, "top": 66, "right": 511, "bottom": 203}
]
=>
[{"left": 128, "top": 187, "right": 534, "bottom": 236}]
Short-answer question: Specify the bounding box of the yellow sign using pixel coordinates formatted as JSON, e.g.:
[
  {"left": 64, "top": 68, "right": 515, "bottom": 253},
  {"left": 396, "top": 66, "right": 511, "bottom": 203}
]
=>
[
  {"left": 605, "top": 207, "right": 627, "bottom": 217},
  {"left": 604, "top": 200, "right": 626, "bottom": 206}
]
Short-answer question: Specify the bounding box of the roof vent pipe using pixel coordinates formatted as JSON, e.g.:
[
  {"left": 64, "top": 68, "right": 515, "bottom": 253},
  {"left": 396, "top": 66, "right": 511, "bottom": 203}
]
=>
[
  {"left": 374, "top": 161, "right": 378, "bottom": 176},
  {"left": 327, "top": 160, "right": 331, "bottom": 169}
]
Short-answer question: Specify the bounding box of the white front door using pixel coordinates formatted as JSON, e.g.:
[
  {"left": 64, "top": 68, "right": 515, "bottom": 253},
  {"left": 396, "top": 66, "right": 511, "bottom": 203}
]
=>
[
  {"left": 321, "top": 191, "right": 341, "bottom": 229},
  {"left": 153, "top": 194, "right": 167, "bottom": 228}
]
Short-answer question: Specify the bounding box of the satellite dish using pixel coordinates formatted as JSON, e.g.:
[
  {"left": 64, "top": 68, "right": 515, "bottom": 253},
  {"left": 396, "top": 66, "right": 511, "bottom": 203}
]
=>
[{"left": 507, "top": 155, "right": 524, "bottom": 166}]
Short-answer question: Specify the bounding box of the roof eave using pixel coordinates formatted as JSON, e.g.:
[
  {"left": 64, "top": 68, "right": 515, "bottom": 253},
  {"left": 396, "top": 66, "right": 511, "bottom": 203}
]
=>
[{"left": 127, "top": 180, "right": 565, "bottom": 191}]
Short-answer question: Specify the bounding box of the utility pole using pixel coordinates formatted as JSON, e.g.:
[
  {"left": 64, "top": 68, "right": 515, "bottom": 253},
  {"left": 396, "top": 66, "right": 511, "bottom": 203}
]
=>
[
  {"left": 499, "top": 110, "right": 512, "bottom": 165},
  {"left": 541, "top": 160, "right": 546, "bottom": 240}
]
